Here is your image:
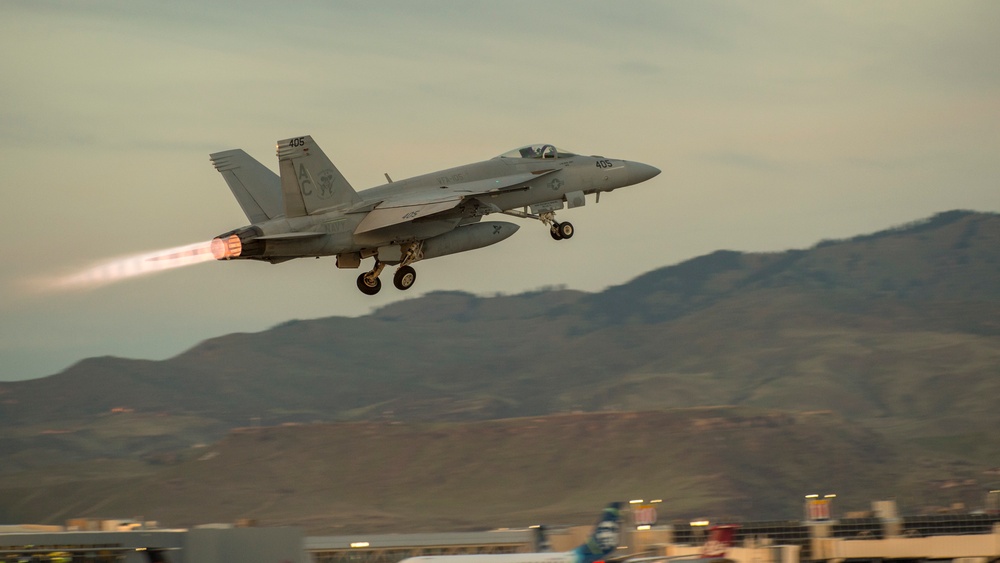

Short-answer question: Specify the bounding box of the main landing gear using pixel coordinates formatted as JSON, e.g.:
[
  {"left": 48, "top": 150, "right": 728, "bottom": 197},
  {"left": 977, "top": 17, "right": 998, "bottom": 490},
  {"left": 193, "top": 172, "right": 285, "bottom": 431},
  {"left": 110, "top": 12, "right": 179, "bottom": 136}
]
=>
[
  {"left": 393, "top": 265, "right": 416, "bottom": 291},
  {"left": 356, "top": 261, "right": 385, "bottom": 295},
  {"left": 356, "top": 245, "right": 421, "bottom": 295},
  {"left": 357, "top": 262, "right": 419, "bottom": 295}
]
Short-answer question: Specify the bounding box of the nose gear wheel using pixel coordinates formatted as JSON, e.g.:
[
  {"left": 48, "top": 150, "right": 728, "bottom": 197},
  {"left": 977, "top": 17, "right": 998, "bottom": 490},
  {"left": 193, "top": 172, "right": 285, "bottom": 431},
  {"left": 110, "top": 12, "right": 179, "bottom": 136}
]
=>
[
  {"left": 550, "top": 221, "right": 574, "bottom": 240},
  {"left": 557, "top": 221, "right": 574, "bottom": 239}
]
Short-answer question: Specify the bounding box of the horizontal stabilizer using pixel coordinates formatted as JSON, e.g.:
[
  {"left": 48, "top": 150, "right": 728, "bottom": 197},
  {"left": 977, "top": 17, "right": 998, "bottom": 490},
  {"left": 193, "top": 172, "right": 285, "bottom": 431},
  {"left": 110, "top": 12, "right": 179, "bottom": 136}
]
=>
[{"left": 210, "top": 149, "right": 284, "bottom": 223}]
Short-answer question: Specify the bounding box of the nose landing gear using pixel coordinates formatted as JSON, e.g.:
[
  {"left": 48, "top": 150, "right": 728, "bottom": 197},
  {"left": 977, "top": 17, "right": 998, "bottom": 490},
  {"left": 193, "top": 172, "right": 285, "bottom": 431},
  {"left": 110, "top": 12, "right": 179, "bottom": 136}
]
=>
[
  {"left": 549, "top": 221, "right": 574, "bottom": 241},
  {"left": 539, "top": 210, "right": 573, "bottom": 241},
  {"left": 501, "top": 209, "right": 576, "bottom": 241}
]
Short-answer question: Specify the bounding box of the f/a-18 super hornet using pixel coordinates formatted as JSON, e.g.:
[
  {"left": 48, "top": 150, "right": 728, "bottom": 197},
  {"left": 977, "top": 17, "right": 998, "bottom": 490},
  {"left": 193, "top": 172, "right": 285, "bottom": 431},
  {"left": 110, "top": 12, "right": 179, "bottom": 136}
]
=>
[{"left": 209, "top": 136, "right": 659, "bottom": 294}]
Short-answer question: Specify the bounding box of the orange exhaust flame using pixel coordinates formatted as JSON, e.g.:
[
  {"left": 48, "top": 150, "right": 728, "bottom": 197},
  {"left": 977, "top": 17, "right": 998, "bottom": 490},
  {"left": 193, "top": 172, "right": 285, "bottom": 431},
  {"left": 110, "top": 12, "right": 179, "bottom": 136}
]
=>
[
  {"left": 40, "top": 240, "right": 217, "bottom": 291},
  {"left": 210, "top": 235, "right": 242, "bottom": 259}
]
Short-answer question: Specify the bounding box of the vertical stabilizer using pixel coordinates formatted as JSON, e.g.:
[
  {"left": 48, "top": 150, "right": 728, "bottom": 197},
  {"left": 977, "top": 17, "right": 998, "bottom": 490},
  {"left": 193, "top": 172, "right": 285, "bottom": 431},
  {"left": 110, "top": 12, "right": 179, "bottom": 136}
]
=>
[
  {"left": 276, "top": 135, "right": 361, "bottom": 217},
  {"left": 573, "top": 502, "right": 623, "bottom": 563},
  {"left": 210, "top": 149, "right": 283, "bottom": 222}
]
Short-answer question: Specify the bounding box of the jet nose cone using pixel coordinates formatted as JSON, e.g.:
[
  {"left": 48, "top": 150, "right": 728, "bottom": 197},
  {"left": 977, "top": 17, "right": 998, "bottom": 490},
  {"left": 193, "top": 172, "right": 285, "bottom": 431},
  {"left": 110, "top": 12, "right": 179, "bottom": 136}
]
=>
[{"left": 627, "top": 162, "right": 661, "bottom": 185}]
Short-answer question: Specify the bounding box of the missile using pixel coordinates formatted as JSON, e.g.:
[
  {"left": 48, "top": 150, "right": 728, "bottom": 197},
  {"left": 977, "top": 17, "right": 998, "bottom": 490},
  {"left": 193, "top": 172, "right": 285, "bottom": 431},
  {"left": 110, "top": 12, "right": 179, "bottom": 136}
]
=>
[{"left": 420, "top": 221, "right": 519, "bottom": 261}]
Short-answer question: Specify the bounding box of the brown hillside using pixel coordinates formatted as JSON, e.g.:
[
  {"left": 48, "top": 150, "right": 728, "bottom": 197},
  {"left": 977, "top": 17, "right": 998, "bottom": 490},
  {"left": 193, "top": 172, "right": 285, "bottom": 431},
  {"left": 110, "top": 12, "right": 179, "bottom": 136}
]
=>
[
  {"left": 0, "top": 409, "right": 977, "bottom": 533},
  {"left": 1, "top": 211, "right": 998, "bottom": 530}
]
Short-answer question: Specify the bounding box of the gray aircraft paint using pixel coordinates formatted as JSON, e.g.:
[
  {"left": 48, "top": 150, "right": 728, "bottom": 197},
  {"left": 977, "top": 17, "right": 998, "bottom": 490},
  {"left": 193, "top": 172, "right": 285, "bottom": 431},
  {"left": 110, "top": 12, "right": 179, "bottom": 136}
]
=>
[{"left": 209, "top": 136, "right": 659, "bottom": 294}]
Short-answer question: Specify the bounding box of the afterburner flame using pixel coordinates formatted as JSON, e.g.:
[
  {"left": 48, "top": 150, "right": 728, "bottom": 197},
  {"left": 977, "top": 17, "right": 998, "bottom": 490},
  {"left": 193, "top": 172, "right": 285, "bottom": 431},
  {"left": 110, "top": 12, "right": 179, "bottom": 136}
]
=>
[
  {"left": 210, "top": 234, "right": 242, "bottom": 259},
  {"left": 44, "top": 240, "right": 217, "bottom": 291}
]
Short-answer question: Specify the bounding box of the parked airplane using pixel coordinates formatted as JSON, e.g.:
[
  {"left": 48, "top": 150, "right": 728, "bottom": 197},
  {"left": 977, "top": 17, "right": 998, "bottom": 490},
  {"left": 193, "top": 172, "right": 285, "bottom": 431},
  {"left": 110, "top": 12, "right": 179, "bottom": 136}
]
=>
[
  {"left": 397, "top": 503, "right": 623, "bottom": 563},
  {"left": 209, "top": 136, "right": 659, "bottom": 294},
  {"left": 626, "top": 525, "right": 738, "bottom": 563}
]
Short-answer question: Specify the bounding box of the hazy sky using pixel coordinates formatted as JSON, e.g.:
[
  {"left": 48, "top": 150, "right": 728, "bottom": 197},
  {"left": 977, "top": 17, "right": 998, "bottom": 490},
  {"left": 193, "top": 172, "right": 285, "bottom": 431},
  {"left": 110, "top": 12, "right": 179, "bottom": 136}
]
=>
[{"left": 2, "top": 1, "right": 998, "bottom": 381}]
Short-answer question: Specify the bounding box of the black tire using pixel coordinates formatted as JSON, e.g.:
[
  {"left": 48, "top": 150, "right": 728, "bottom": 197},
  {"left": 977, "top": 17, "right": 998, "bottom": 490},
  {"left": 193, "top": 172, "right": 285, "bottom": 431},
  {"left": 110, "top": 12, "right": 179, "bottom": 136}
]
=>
[
  {"left": 558, "top": 221, "right": 574, "bottom": 239},
  {"left": 393, "top": 266, "right": 417, "bottom": 291},
  {"left": 550, "top": 224, "right": 563, "bottom": 241},
  {"left": 357, "top": 273, "right": 382, "bottom": 295}
]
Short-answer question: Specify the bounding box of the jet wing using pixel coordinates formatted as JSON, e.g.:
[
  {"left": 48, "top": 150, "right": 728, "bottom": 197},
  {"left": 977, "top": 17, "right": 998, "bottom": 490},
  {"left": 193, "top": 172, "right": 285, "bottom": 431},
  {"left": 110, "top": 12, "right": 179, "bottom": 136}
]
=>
[
  {"left": 354, "top": 170, "right": 557, "bottom": 234},
  {"left": 354, "top": 199, "right": 462, "bottom": 234}
]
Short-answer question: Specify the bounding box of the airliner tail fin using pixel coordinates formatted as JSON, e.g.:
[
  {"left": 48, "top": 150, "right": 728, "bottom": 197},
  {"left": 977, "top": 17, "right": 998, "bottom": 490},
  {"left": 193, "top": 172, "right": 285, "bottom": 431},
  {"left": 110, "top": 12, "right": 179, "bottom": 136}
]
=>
[{"left": 574, "top": 502, "right": 623, "bottom": 563}]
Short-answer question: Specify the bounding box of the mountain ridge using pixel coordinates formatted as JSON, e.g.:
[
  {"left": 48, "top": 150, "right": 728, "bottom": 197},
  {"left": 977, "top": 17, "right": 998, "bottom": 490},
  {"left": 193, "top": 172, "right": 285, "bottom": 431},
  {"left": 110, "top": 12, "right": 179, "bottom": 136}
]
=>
[{"left": 1, "top": 210, "right": 998, "bottom": 530}]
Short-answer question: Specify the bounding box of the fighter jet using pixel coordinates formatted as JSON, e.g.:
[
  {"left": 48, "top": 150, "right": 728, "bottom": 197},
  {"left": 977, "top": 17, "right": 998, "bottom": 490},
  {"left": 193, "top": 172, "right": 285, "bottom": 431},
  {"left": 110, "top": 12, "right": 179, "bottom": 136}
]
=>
[{"left": 209, "top": 136, "right": 659, "bottom": 294}]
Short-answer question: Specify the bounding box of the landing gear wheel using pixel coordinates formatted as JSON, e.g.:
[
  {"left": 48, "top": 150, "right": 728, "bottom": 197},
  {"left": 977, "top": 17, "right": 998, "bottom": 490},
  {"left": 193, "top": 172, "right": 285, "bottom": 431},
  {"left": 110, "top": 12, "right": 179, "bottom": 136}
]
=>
[
  {"left": 557, "top": 221, "right": 574, "bottom": 239},
  {"left": 550, "top": 224, "right": 563, "bottom": 241},
  {"left": 357, "top": 272, "right": 382, "bottom": 295},
  {"left": 393, "top": 266, "right": 417, "bottom": 291}
]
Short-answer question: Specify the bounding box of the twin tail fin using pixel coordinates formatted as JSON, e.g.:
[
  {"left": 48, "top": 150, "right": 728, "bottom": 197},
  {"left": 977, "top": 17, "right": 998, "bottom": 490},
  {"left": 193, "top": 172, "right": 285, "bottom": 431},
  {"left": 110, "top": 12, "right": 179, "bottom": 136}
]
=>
[{"left": 276, "top": 135, "right": 362, "bottom": 217}]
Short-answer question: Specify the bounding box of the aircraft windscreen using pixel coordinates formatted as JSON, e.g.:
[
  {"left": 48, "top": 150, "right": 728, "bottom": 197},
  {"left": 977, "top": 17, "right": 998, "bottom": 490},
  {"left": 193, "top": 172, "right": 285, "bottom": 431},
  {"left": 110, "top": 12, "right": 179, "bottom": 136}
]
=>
[{"left": 497, "top": 144, "right": 577, "bottom": 159}]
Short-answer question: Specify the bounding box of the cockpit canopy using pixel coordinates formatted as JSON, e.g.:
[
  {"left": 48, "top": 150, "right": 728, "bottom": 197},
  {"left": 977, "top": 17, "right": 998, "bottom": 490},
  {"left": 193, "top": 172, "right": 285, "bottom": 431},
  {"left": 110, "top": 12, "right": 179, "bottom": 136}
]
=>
[{"left": 496, "top": 144, "right": 577, "bottom": 160}]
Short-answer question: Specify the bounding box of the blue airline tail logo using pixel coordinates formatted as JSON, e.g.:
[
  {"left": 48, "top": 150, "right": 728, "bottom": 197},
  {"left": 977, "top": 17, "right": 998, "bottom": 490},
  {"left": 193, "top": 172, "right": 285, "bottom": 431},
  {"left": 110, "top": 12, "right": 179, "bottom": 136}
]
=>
[{"left": 573, "top": 502, "right": 623, "bottom": 563}]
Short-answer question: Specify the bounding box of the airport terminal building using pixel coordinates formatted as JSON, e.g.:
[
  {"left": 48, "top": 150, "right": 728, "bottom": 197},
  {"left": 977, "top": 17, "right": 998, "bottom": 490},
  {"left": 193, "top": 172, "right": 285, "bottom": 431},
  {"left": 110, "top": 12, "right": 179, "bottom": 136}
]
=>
[
  {"left": 0, "top": 525, "right": 304, "bottom": 563},
  {"left": 3, "top": 501, "right": 1000, "bottom": 563}
]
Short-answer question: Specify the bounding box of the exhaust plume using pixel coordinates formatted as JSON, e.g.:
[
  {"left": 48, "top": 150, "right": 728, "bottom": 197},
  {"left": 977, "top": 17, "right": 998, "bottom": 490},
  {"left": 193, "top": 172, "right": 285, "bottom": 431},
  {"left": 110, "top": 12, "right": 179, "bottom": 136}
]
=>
[{"left": 41, "top": 240, "right": 216, "bottom": 291}]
